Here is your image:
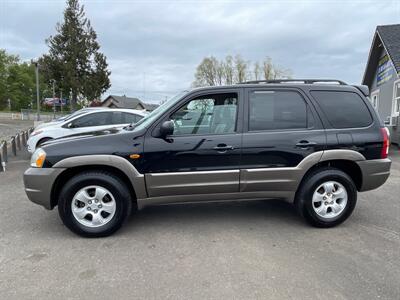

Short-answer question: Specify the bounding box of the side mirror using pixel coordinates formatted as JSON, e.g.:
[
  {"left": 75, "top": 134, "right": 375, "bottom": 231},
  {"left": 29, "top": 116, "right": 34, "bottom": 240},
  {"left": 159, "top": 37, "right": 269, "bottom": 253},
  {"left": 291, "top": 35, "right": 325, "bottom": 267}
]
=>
[
  {"left": 159, "top": 120, "right": 174, "bottom": 137},
  {"left": 67, "top": 122, "right": 74, "bottom": 128}
]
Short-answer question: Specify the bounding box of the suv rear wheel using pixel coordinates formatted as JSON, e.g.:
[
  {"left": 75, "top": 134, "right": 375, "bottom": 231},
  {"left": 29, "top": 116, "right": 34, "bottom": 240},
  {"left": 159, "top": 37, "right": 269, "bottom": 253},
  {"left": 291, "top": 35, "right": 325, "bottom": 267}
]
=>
[
  {"left": 58, "top": 171, "right": 132, "bottom": 237},
  {"left": 296, "top": 167, "right": 357, "bottom": 227}
]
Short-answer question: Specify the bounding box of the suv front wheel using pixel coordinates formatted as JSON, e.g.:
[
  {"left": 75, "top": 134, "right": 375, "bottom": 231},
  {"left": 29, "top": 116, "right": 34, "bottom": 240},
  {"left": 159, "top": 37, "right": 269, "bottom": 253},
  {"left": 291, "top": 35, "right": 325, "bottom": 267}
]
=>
[
  {"left": 58, "top": 171, "right": 132, "bottom": 237},
  {"left": 296, "top": 167, "right": 357, "bottom": 228}
]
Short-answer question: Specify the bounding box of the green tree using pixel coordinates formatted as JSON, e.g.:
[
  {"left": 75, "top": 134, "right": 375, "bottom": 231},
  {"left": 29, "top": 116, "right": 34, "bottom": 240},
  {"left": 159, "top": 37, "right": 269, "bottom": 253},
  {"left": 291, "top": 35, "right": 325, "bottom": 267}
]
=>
[
  {"left": 0, "top": 50, "right": 17, "bottom": 109},
  {"left": 0, "top": 49, "right": 49, "bottom": 111},
  {"left": 41, "top": 0, "right": 110, "bottom": 110}
]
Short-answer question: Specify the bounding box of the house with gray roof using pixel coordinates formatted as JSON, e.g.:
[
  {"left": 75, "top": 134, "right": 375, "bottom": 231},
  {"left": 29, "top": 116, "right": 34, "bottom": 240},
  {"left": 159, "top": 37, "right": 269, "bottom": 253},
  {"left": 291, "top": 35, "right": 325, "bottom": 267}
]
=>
[
  {"left": 101, "top": 95, "right": 159, "bottom": 111},
  {"left": 102, "top": 95, "right": 145, "bottom": 110},
  {"left": 362, "top": 24, "right": 400, "bottom": 144}
]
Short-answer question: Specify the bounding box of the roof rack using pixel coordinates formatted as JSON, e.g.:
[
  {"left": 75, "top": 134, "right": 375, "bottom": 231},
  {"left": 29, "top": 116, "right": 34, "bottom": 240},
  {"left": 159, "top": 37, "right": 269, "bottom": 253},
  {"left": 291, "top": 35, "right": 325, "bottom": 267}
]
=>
[{"left": 240, "top": 79, "right": 347, "bottom": 85}]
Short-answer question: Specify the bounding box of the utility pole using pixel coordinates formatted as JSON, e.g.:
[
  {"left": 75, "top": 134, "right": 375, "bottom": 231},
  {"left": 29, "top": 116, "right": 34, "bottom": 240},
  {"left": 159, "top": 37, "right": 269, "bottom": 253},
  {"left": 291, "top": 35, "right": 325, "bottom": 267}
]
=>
[
  {"left": 51, "top": 79, "right": 56, "bottom": 118},
  {"left": 143, "top": 72, "right": 146, "bottom": 101},
  {"left": 60, "top": 76, "right": 64, "bottom": 114},
  {"left": 69, "top": 89, "right": 73, "bottom": 112},
  {"left": 34, "top": 62, "right": 40, "bottom": 121},
  {"left": 29, "top": 88, "right": 33, "bottom": 113}
]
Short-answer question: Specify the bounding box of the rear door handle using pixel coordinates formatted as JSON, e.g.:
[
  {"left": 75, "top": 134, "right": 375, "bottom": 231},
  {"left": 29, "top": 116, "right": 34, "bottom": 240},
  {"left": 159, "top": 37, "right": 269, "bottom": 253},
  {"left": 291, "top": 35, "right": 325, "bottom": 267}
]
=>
[
  {"left": 213, "top": 144, "right": 234, "bottom": 152},
  {"left": 296, "top": 141, "right": 317, "bottom": 148}
]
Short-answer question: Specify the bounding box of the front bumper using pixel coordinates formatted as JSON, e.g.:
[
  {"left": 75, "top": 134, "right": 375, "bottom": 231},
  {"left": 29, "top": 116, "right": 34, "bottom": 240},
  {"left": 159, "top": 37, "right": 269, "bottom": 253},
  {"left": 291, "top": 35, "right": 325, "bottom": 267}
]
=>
[
  {"left": 23, "top": 167, "right": 65, "bottom": 209},
  {"left": 356, "top": 158, "right": 391, "bottom": 192}
]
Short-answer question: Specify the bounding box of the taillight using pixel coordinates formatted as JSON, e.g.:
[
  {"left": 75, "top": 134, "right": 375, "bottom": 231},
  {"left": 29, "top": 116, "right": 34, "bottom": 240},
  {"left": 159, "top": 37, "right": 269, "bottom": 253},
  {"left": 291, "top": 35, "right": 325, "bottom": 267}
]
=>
[{"left": 380, "top": 127, "right": 390, "bottom": 159}]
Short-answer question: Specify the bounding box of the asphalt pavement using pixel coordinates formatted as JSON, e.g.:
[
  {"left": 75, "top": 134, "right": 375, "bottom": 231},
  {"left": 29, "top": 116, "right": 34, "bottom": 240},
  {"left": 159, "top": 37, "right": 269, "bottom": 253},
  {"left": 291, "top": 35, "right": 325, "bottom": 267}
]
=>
[
  {"left": 0, "top": 119, "right": 34, "bottom": 142},
  {"left": 0, "top": 149, "right": 399, "bottom": 299}
]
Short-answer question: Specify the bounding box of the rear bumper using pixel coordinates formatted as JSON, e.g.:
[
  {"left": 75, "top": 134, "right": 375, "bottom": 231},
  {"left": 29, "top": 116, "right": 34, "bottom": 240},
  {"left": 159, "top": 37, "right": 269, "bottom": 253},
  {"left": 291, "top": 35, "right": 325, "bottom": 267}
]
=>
[
  {"left": 23, "top": 167, "right": 65, "bottom": 209},
  {"left": 357, "top": 158, "right": 391, "bottom": 192}
]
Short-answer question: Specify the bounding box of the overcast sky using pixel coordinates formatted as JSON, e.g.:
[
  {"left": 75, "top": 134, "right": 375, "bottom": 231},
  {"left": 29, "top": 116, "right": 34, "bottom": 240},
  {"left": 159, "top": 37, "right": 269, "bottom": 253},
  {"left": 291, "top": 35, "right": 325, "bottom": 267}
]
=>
[{"left": 1, "top": 0, "right": 399, "bottom": 103}]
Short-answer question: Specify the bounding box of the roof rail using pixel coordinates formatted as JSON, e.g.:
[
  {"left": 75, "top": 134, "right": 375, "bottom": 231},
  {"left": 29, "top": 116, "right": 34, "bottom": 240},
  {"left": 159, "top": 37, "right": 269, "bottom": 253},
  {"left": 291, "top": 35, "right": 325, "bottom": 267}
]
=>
[{"left": 240, "top": 79, "right": 347, "bottom": 85}]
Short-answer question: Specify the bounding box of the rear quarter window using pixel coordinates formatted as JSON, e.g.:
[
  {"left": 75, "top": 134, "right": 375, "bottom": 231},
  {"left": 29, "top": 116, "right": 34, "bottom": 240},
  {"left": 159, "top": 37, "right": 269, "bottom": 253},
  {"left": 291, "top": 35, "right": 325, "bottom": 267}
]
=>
[{"left": 310, "top": 91, "right": 372, "bottom": 128}]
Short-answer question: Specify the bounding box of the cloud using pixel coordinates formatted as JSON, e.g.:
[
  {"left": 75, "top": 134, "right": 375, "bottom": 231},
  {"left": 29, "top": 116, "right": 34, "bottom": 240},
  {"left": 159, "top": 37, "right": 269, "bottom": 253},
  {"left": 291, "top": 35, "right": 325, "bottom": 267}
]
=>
[{"left": 1, "top": 0, "right": 399, "bottom": 102}]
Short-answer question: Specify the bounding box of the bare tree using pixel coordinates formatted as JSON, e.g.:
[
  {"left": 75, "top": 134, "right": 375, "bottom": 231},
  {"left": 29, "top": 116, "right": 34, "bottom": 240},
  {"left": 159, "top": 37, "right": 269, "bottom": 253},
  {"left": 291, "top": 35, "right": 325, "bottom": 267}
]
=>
[
  {"left": 253, "top": 61, "right": 262, "bottom": 80},
  {"left": 193, "top": 56, "right": 219, "bottom": 87},
  {"left": 272, "top": 66, "right": 292, "bottom": 80},
  {"left": 192, "top": 55, "right": 291, "bottom": 87},
  {"left": 262, "top": 56, "right": 292, "bottom": 80},
  {"left": 234, "top": 55, "right": 248, "bottom": 83},
  {"left": 215, "top": 59, "right": 224, "bottom": 86},
  {"left": 262, "top": 56, "right": 274, "bottom": 80},
  {"left": 222, "top": 55, "right": 234, "bottom": 85}
]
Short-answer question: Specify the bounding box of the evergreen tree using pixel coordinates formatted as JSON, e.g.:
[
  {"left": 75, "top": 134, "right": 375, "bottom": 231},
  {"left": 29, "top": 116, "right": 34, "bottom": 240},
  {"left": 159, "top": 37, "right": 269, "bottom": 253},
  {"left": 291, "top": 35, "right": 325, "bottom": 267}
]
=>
[{"left": 41, "top": 0, "right": 110, "bottom": 110}]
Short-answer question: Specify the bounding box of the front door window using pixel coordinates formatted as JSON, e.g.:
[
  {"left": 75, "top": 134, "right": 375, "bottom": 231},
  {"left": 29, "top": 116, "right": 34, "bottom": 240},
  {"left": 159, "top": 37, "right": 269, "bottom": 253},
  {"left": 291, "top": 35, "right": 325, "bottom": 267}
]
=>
[{"left": 170, "top": 93, "right": 238, "bottom": 135}]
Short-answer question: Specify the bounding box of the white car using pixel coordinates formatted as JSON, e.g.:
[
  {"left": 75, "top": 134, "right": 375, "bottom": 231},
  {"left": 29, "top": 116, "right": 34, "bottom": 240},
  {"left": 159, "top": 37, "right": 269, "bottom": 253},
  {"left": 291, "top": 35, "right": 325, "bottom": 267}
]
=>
[
  {"left": 34, "top": 107, "right": 109, "bottom": 131},
  {"left": 27, "top": 108, "right": 146, "bottom": 153}
]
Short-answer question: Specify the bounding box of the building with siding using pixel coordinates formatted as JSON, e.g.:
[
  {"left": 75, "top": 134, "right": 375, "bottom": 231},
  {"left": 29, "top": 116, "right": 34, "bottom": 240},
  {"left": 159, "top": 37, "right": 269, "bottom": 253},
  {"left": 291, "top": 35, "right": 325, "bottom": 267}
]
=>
[
  {"left": 362, "top": 24, "right": 400, "bottom": 145},
  {"left": 101, "top": 95, "right": 159, "bottom": 111}
]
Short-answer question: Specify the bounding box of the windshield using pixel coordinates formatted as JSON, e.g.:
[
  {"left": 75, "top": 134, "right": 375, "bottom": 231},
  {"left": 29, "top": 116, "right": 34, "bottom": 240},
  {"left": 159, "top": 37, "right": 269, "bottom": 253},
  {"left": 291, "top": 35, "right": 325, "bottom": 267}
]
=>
[
  {"left": 63, "top": 110, "right": 89, "bottom": 121},
  {"left": 55, "top": 115, "right": 70, "bottom": 121},
  {"left": 129, "top": 91, "right": 188, "bottom": 131}
]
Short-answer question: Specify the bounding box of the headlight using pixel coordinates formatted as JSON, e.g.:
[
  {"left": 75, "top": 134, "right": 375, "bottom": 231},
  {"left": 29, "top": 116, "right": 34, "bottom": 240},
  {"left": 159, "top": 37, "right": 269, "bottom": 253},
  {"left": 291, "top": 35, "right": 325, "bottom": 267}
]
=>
[
  {"left": 30, "top": 148, "right": 46, "bottom": 168},
  {"left": 30, "top": 130, "right": 43, "bottom": 136}
]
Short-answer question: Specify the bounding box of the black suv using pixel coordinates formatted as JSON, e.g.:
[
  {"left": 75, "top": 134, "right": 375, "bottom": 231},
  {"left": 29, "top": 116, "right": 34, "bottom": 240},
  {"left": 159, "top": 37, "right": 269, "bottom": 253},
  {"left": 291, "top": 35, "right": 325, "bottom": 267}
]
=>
[{"left": 24, "top": 79, "right": 391, "bottom": 237}]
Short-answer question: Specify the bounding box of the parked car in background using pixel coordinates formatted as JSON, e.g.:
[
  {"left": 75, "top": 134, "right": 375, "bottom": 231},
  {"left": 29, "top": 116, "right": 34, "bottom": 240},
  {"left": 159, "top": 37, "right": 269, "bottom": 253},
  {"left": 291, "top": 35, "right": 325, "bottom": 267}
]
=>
[
  {"left": 24, "top": 79, "right": 391, "bottom": 237},
  {"left": 43, "top": 97, "right": 68, "bottom": 107},
  {"left": 27, "top": 108, "right": 146, "bottom": 153},
  {"left": 34, "top": 107, "right": 109, "bottom": 131}
]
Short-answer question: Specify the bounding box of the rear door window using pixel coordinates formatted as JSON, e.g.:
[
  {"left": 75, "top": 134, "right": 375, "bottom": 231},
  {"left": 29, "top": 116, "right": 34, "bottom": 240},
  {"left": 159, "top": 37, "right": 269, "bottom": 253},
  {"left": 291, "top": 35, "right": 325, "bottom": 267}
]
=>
[
  {"left": 311, "top": 91, "right": 372, "bottom": 128},
  {"left": 71, "top": 112, "right": 113, "bottom": 128},
  {"left": 248, "top": 90, "right": 309, "bottom": 131},
  {"left": 122, "top": 112, "right": 141, "bottom": 123},
  {"left": 111, "top": 112, "right": 123, "bottom": 124}
]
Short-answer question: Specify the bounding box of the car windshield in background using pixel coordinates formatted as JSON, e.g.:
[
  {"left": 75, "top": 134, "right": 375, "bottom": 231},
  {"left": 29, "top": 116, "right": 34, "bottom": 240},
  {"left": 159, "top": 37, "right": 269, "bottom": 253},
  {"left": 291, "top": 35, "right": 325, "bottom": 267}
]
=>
[
  {"left": 55, "top": 114, "right": 71, "bottom": 121},
  {"left": 129, "top": 91, "right": 188, "bottom": 131},
  {"left": 63, "top": 109, "right": 97, "bottom": 122}
]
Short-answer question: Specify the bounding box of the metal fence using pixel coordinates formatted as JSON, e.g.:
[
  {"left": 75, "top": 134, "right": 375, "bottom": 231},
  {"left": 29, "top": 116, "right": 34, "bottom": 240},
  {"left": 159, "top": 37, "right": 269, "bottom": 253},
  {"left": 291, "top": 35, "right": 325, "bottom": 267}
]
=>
[
  {"left": 20, "top": 109, "right": 70, "bottom": 121},
  {"left": 0, "top": 127, "right": 33, "bottom": 172}
]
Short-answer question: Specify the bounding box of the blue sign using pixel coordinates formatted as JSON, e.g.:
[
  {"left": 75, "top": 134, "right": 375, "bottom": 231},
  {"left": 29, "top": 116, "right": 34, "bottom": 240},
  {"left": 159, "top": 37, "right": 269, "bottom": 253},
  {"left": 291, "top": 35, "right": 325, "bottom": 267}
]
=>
[{"left": 377, "top": 54, "right": 393, "bottom": 86}]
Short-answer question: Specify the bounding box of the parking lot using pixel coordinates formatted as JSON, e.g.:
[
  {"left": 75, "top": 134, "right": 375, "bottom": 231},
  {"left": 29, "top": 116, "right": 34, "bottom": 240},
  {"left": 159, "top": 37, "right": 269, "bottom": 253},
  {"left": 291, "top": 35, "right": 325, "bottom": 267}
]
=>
[
  {"left": 0, "top": 148, "right": 399, "bottom": 299},
  {"left": 0, "top": 119, "right": 34, "bottom": 142}
]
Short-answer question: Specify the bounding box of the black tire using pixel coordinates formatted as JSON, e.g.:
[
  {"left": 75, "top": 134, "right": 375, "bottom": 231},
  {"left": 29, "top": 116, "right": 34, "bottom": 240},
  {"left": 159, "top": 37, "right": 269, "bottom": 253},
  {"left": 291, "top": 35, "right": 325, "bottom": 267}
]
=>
[
  {"left": 295, "top": 167, "right": 357, "bottom": 228},
  {"left": 58, "top": 171, "right": 132, "bottom": 237},
  {"left": 37, "top": 137, "right": 52, "bottom": 148}
]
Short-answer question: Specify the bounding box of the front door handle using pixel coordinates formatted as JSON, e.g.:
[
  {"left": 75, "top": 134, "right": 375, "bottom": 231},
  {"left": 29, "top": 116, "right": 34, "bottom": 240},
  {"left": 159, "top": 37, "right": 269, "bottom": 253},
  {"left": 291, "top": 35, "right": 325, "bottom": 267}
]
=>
[
  {"left": 295, "top": 141, "right": 317, "bottom": 148},
  {"left": 213, "top": 144, "right": 234, "bottom": 152}
]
